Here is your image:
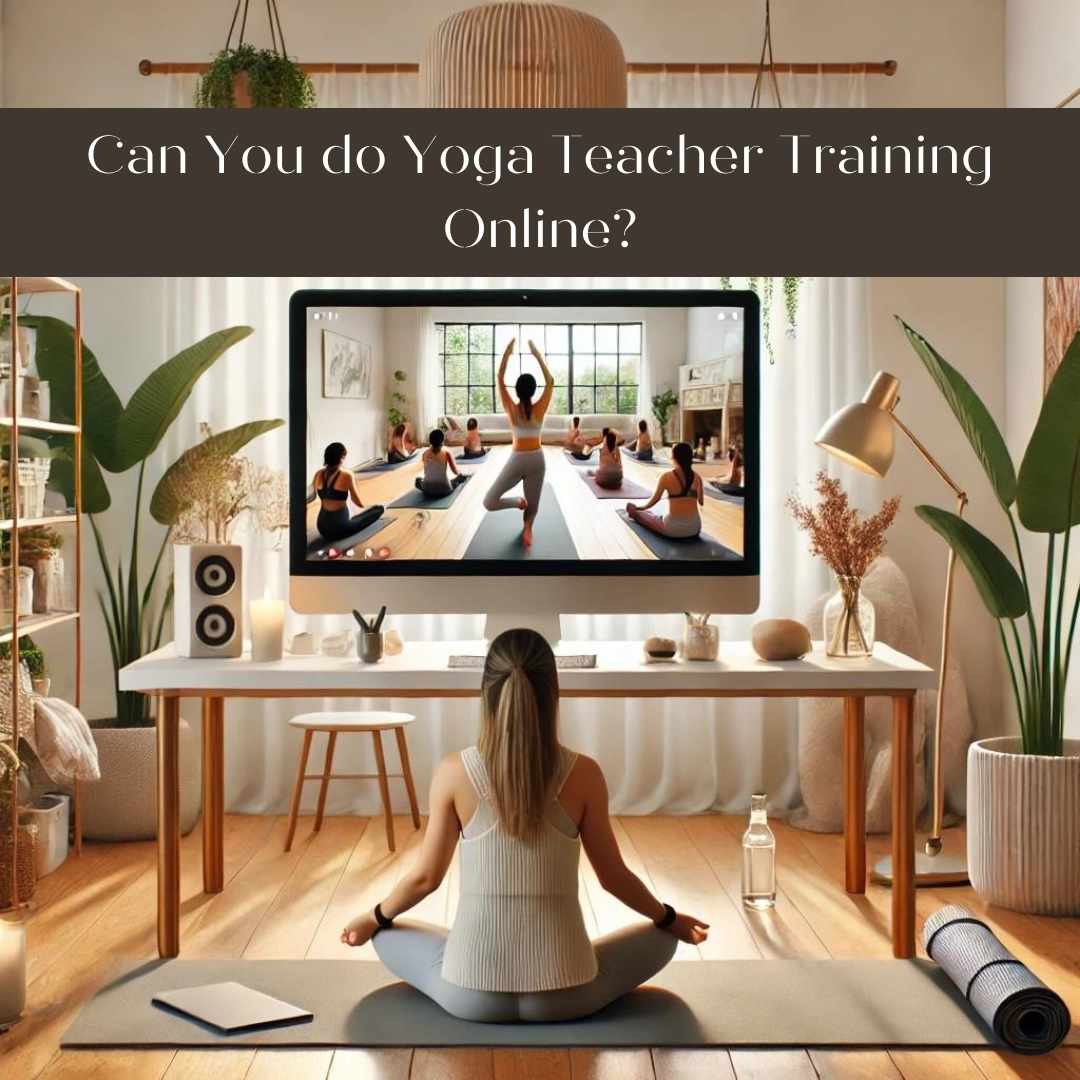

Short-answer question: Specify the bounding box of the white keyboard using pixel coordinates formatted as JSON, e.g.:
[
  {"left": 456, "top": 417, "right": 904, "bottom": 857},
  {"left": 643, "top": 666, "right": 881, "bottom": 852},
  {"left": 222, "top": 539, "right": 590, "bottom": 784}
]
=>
[{"left": 448, "top": 654, "right": 597, "bottom": 669}]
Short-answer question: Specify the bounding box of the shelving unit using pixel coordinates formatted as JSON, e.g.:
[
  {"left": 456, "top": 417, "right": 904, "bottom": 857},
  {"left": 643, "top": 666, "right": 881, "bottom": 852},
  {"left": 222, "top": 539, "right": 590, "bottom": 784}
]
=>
[{"left": 1, "top": 276, "right": 83, "bottom": 913}]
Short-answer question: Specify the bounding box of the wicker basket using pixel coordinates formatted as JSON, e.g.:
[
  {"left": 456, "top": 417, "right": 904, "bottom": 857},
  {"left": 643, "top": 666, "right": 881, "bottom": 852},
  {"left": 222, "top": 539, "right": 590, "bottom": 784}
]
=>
[
  {"left": 0, "top": 661, "right": 34, "bottom": 743},
  {"left": 0, "top": 821, "right": 37, "bottom": 908}
]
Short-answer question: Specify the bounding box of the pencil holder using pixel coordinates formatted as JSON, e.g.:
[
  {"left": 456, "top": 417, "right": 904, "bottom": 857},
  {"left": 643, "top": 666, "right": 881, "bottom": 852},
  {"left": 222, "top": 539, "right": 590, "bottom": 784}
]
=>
[{"left": 357, "top": 631, "right": 384, "bottom": 664}]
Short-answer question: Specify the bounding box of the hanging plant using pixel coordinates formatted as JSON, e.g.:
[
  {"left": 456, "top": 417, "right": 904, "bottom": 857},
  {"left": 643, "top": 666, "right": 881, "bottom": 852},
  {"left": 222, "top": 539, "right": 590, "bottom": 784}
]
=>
[
  {"left": 720, "top": 275, "right": 806, "bottom": 363},
  {"left": 195, "top": 1, "right": 315, "bottom": 108}
]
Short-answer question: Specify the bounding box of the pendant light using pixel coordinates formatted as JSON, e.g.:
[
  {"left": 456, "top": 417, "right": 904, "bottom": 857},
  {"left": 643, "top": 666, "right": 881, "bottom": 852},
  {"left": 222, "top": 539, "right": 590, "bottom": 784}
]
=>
[
  {"left": 750, "top": 0, "right": 782, "bottom": 108},
  {"left": 423, "top": 2, "right": 627, "bottom": 108}
]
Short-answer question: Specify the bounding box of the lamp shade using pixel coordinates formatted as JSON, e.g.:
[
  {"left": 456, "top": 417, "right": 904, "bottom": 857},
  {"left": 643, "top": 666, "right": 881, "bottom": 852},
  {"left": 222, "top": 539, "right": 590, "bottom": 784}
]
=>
[
  {"left": 814, "top": 371, "right": 901, "bottom": 478},
  {"left": 423, "top": 2, "right": 627, "bottom": 107}
]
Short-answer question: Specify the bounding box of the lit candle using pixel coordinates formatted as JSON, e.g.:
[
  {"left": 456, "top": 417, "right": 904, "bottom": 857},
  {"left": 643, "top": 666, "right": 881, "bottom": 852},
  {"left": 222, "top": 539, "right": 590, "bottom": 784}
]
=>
[
  {"left": 0, "top": 918, "right": 26, "bottom": 1031},
  {"left": 249, "top": 588, "right": 285, "bottom": 663}
]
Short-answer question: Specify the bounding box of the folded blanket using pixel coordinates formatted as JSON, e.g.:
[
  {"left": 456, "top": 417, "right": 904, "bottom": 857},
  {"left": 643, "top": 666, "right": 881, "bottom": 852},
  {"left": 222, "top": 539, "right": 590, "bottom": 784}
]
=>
[{"left": 28, "top": 696, "right": 101, "bottom": 784}]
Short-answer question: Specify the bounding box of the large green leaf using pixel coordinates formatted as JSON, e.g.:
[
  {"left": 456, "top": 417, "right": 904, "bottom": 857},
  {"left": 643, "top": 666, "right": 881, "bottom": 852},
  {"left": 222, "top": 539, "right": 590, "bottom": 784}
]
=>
[
  {"left": 1017, "top": 330, "right": 1080, "bottom": 533},
  {"left": 48, "top": 448, "right": 112, "bottom": 514},
  {"left": 20, "top": 315, "right": 124, "bottom": 469},
  {"left": 113, "top": 326, "right": 254, "bottom": 472},
  {"left": 916, "top": 505, "right": 1028, "bottom": 619},
  {"left": 898, "top": 317, "right": 1017, "bottom": 508},
  {"left": 149, "top": 418, "right": 284, "bottom": 525}
]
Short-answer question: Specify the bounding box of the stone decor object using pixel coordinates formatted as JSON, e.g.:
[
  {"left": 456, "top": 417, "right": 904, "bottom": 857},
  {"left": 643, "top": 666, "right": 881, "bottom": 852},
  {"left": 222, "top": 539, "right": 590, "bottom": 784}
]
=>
[
  {"left": 752, "top": 619, "right": 812, "bottom": 661},
  {"left": 968, "top": 737, "right": 1080, "bottom": 915}
]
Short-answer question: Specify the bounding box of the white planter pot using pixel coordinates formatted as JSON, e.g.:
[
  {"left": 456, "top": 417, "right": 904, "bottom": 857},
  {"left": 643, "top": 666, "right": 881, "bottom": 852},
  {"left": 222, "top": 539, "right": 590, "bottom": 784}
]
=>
[
  {"left": 967, "top": 736, "right": 1080, "bottom": 915},
  {"left": 81, "top": 721, "right": 201, "bottom": 841}
]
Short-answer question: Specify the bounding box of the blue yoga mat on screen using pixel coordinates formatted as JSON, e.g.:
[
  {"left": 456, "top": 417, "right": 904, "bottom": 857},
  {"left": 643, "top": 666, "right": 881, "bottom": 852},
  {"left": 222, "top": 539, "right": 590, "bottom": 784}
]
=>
[
  {"left": 357, "top": 454, "right": 417, "bottom": 473},
  {"left": 464, "top": 484, "right": 577, "bottom": 560},
  {"left": 616, "top": 509, "right": 740, "bottom": 561}
]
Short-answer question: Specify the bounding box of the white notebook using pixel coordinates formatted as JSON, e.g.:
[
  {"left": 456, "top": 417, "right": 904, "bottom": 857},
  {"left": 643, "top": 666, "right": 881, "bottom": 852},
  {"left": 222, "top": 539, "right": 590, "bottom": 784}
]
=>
[{"left": 153, "top": 981, "right": 313, "bottom": 1032}]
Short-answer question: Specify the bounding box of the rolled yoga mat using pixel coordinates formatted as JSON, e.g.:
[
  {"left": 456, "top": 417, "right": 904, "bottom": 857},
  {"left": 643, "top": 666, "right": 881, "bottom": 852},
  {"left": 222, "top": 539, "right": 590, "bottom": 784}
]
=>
[
  {"left": 389, "top": 476, "right": 470, "bottom": 510},
  {"left": 923, "top": 904, "right": 1071, "bottom": 1055},
  {"left": 580, "top": 472, "right": 652, "bottom": 500},
  {"left": 616, "top": 509, "right": 741, "bottom": 561},
  {"left": 464, "top": 483, "right": 578, "bottom": 560}
]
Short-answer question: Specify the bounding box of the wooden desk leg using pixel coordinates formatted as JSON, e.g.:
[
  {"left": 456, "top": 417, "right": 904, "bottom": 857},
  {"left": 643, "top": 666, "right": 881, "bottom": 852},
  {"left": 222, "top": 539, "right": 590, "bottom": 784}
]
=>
[
  {"left": 157, "top": 695, "right": 181, "bottom": 959},
  {"left": 892, "top": 693, "right": 916, "bottom": 959},
  {"left": 372, "top": 730, "right": 395, "bottom": 852},
  {"left": 202, "top": 696, "right": 225, "bottom": 894},
  {"left": 395, "top": 727, "right": 422, "bottom": 832},
  {"left": 843, "top": 696, "right": 866, "bottom": 894}
]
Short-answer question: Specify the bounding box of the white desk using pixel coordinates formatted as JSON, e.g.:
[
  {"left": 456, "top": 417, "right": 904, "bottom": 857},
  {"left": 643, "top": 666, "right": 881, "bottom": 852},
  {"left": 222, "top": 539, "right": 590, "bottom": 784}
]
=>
[{"left": 120, "top": 640, "right": 936, "bottom": 960}]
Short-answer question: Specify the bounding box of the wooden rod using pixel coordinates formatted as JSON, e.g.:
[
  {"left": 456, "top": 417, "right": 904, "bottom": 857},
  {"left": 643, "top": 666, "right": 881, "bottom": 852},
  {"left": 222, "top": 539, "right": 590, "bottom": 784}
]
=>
[{"left": 139, "top": 58, "right": 898, "bottom": 77}]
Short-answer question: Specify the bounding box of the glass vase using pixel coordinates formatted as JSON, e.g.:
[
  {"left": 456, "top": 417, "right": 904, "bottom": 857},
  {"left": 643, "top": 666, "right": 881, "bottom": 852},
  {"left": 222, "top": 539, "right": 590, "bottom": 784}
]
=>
[{"left": 823, "top": 575, "right": 875, "bottom": 657}]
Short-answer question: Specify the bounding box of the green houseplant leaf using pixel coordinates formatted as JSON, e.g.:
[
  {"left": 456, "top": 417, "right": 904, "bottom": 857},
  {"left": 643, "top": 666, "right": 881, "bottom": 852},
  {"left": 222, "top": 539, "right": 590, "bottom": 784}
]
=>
[
  {"left": 897, "top": 317, "right": 1017, "bottom": 508},
  {"left": 149, "top": 418, "right": 285, "bottom": 525},
  {"left": 916, "top": 505, "right": 1028, "bottom": 619},
  {"left": 112, "top": 326, "right": 254, "bottom": 471},
  {"left": 1016, "top": 330, "right": 1080, "bottom": 533},
  {"left": 48, "top": 448, "right": 111, "bottom": 515}
]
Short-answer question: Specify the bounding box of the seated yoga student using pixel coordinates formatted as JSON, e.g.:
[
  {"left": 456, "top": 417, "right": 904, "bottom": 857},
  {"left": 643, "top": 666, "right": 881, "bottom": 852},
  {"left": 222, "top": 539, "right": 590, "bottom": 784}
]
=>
[
  {"left": 710, "top": 442, "right": 745, "bottom": 495},
  {"left": 342, "top": 628, "right": 707, "bottom": 1023},
  {"left": 415, "top": 429, "right": 467, "bottom": 497},
  {"left": 482, "top": 337, "right": 555, "bottom": 548},
  {"left": 591, "top": 430, "right": 624, "bottom": 490},
  {"left": 312, "top": 442, "right": 384, "bottom": 542},
  {"left": 626, "top": 441, "right": 704, "bottom": 539},
  {"left": 387, "top": 423, "right": 416, "bottom": 464},
  {"left": 626, "top": 419, "right": 654, "bottom": 461},
  {"left": 585, "top": 425, "right": 624, "bottom": 451},
  {"left": 564, "top": 416, "right": 589, "bottom": 457},
  {"left": 461, "top": 417, "right": 485, "bottom": 458}
]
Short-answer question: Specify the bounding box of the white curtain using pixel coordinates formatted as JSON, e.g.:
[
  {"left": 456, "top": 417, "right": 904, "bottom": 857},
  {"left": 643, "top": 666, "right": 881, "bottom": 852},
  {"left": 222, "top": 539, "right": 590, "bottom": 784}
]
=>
[{"left": 158, "top": 71, "right": 869, "bottom": 817}]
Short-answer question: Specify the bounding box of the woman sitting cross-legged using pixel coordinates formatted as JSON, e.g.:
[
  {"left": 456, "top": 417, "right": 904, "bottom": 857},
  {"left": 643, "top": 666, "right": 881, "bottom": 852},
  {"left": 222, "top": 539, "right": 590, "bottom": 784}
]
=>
[
  {"left": 590, "top": 430, "right": 624, "bottom": 489},
  {"left": 312, "top": 442, "right": 384, "bottom": 542},
  {"left": 342, "top": 628, "right": 707, "bottom": 1023},
  {"left": 626, "top": 419, "right": 654, "bottom": 461},
  {"left": 626, "top": 441, "right": 703, "bottom": 539},
  {"left": 461, "top": 417, "right": 485, "bottom": 458},
  {"left": 415, "top": 428, "right": 467, "bottom": 497},
  {"left": 387, "top": 423, "right": 417, "bottom": 464}
]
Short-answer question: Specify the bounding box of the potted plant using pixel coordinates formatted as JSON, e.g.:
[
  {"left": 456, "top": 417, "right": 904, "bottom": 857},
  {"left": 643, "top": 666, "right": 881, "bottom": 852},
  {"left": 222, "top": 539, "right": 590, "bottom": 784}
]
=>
[
  {"left": 651, "top": 389, "right": 679, "bottom": 446},
  {"left": 0, "top": 636, "right": 48, "bottom": 697},
  {"left": 25, "top": 316, "right": 283, "bottom": 840},
  {"left": 195, "top": 2, "right": 314, "bottom": 109},
  {"left": 900, "top": 318, "right": 1080, "bottom": 914},
  {"left": 387, "top": 368, "right": 412, "bottom": 446}
]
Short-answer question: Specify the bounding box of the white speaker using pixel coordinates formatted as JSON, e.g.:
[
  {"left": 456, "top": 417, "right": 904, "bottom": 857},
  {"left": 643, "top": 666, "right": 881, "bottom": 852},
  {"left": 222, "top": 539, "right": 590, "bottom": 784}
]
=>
[{"left": 173, "top": 544, "right": 243, "bottom": 658}]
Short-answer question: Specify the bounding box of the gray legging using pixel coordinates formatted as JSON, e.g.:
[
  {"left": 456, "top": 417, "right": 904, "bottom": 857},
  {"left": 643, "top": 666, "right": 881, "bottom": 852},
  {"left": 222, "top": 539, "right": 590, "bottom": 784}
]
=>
[
  {"left": 483, "top": 448, "right": 545, "bottom": 524},
  {"left": 372, "top": 920, "right": 677, "bottom": 1023}
]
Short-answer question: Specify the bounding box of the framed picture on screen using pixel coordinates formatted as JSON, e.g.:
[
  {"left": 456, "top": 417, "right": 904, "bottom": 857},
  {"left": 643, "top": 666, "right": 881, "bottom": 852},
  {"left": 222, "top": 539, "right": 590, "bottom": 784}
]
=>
[{"left": 322, "top": 329, "right": 372, "bottom": 399}]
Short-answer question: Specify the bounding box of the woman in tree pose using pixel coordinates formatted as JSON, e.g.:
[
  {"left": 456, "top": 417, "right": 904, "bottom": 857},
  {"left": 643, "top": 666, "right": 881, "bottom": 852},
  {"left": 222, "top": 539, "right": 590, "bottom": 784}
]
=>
[
  {"left": 342, "top": 628, "right": 707, "bottom": 1022},
  {"left": 482, "top": 338, "right": 555, "bottom": 548}
]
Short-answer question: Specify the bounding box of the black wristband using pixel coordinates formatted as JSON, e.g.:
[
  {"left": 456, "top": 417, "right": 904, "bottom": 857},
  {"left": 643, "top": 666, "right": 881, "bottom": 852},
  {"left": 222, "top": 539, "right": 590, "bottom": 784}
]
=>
[
  {"left": 655, "top": 903, "right": 677, "bottom": 929},
  {"left": 374, "top": 903, "right": 394, "bottom": 929}
]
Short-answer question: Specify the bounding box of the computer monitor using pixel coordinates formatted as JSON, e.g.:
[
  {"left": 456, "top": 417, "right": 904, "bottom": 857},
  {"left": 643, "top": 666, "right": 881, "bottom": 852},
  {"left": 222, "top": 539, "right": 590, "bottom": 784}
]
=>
[{"left": 290, "top": 289, "right": 759, "bottom": 635}]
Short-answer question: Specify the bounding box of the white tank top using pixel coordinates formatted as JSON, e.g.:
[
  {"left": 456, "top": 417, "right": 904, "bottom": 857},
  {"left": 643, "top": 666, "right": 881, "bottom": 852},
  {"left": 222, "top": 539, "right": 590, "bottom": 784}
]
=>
[
  {"left": 441, "top": 746, "right": 598, "bottom": 992},
  {"left": 512, "top": 405, "right": 543, "bottom": 438}
]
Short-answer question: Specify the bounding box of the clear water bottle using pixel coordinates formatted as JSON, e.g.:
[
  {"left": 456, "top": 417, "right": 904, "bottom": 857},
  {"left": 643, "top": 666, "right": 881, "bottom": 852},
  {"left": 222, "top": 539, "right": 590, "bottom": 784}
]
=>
[{"left": 741, "top": 792, "right": 776, "bottom": 910}]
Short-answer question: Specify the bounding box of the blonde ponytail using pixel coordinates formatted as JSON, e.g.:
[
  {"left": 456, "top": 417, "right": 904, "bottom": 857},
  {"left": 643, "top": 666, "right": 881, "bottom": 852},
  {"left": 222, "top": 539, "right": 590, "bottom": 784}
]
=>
[{"left": 479, "top": 629, "right": 560, "bottom": 840}]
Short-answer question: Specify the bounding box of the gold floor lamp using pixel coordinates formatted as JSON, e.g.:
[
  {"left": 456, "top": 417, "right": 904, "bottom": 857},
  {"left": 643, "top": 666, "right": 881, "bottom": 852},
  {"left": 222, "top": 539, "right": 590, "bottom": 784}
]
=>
[{"left": 815, "top": 371, "right": 969, "bottom": 886}]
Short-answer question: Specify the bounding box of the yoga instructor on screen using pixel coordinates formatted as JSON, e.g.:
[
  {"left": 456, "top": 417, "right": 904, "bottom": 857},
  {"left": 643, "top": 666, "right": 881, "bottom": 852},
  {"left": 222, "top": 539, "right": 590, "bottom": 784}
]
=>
[
  {"left": 342, "top": 628, "right": 707, "bottom": 1022},
  {"left": 481, "top": 338, "right": 555, "bottom": 548}
]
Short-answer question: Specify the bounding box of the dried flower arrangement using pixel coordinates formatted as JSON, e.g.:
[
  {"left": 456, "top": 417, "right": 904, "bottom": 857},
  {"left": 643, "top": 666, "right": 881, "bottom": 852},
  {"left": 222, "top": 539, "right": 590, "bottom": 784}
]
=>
[
  {"left": 787, "top": 470, "right": 901, "bottom": 580},
  {"left": 170, "top": 424, "right": 289, "bottom": 547}
]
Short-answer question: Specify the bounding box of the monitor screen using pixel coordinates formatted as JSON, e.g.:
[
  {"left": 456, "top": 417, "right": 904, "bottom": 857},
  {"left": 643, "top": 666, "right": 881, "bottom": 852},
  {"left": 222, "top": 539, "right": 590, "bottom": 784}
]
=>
[{"left": 290, "top": 290, "right": 759, "bottom": 581}]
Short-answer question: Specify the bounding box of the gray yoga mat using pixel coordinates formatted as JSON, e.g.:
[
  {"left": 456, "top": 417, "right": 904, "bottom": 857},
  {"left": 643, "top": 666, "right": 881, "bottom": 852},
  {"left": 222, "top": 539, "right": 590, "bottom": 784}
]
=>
[
  {"left": 621, "top": 447, "right": 664, "bottom": 467},
  {"left": 389, "top": 477, "right": 471, "bottom": 510},
  {"left": 580, "top": 472, "right": 651, "bottom": 500},
  {"left": 306, "top": 516, "right": 393, "bottom": 558},
  {"left": 564, "top": 451, "right": 596, "bottom": 466},
  {"left": 705, "top": 484, "right": 745, "bottom": 506},
  {"left": 455, "top": 451, "right": 488, "bottom": 463},
  {"left": 63, "top": 958, "right": 999, "bottom": 1049},
  {"left": 923, "top": 905, "right": 1071, "bottom": 1055},
  {"left": 357, "top": 454, "right": 418, "bottom": 474},
  {"left": 616, "top": 509, "right": 741, "bottom": 561},
  {"left": 464, "top": 483, "right": 577, "bottom": 560}
]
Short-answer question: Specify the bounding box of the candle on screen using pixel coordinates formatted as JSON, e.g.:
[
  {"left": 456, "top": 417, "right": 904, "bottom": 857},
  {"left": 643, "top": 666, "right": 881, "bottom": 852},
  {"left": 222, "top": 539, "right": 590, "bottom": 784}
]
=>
[
  {"left": 249, "top": 588, "right": 285, "bottom": 662},
  {"left": 0, "top": 918, "right": 26, "bottom": 1030}
]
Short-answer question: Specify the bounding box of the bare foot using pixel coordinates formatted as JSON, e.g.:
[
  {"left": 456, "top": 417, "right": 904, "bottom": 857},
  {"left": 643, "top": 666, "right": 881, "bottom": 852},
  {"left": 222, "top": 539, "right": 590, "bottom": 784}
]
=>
[{"left": 523, "top": 520, "right": 533, "bottom": 548}]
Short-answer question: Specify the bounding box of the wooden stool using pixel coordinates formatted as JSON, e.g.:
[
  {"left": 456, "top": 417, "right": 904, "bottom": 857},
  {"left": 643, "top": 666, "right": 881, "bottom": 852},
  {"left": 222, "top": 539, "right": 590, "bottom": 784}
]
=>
[{"left": 284, "top": 711, "right": 421, "bottom": 853}]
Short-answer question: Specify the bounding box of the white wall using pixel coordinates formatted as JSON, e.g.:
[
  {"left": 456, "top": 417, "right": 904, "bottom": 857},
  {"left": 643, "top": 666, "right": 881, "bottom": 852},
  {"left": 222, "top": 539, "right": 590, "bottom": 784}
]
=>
[
  {"left": 305, "top": 306, "right": 386, "bottom": 479},
  {"left": 1005, "top": 0, "right": 1080, "bottom": 739},
  {"left": 2, "top": 0, "right": 1004, "bottom": 107},
  {"left": 0, "top": 3, "right": 1012, "bottom": 741}
]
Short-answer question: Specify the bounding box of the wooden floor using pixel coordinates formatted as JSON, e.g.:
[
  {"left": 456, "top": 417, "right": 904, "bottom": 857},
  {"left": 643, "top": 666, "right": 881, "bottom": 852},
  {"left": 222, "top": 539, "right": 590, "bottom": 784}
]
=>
[
  {"left": 309, "top": 446, "right": 744, "bottom": 560},
  {"left": 3, "top": 814, "right": 1077, "bottom": 1080}
]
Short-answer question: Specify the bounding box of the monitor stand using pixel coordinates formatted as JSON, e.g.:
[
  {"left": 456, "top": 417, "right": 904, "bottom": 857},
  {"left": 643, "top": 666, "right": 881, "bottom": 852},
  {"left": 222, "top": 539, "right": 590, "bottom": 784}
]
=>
[{"left": 483, "top": 611, "right": 564, "bottom": 648}]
